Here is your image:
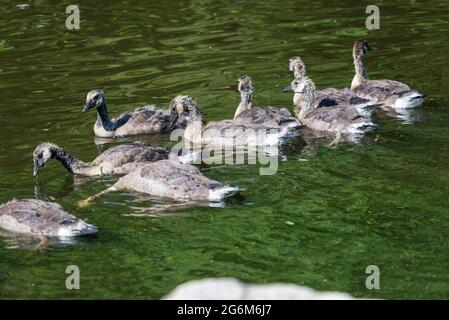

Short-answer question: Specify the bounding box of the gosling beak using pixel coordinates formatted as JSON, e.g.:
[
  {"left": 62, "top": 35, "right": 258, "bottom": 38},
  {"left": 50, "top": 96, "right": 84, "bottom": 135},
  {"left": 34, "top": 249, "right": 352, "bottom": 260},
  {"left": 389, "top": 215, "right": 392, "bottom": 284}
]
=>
[
  {"left": 364, "top": 44, "right": 372, "bottom": 53},
  {"left": 82, "top": 101, "right": 93, "bottom": 112},
  {"left": 282, "top": 85, "right": 293, "bottom": 93},
  {"left": 32, "top": 166, "right": 39, "bottom": 177}
]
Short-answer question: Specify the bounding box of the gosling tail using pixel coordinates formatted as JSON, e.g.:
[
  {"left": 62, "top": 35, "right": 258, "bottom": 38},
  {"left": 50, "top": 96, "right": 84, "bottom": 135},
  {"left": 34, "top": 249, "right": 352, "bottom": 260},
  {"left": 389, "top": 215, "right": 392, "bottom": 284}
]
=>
[
  {"left": 393, "top": 92, "right": 426, "bottom": 109},
  {"left": 209, "top": 186, "right": 244, "bottom": 202}
]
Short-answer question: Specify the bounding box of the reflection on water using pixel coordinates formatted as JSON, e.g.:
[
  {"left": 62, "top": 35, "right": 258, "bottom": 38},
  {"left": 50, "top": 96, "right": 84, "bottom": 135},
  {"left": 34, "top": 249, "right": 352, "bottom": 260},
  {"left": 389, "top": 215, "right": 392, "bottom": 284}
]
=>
[
  {"left": 380, "top": 107, "right": 427, "bottom": 124},
  {"left": 122, "top": 196, "right": 228, "bottom": 217},
  {"left": 0, "top": 228, "right": 96, "bottom": 251},
  {"left": 300, "top": 128, "right": 379, "bottom": 151},
  {"left": 33, "top": 175, "right": 85, "bottom": 199},
  {"left": 0, "top": 0, "right": 448, "bottom": 299}
]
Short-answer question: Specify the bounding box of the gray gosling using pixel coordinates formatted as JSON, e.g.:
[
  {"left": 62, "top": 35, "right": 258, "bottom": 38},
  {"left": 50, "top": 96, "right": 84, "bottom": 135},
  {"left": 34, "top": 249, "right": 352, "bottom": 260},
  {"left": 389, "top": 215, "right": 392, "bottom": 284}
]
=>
[
  {"left": 170, "top": 95, "right": 298, "bottom": 148},
  {"left": 351, "top": 39, "right": 426, "bottom": 109},
  {"left": 33, "top": 141, "right": 172, "bottom": 177},
  {"left": 78, "top": 160, "right": 243, "bottom": 206},
  {"left": 288, "top": 56, "right": 381, "bottom": 115},
  {"left": 283, "top": 77, "right": 379, "bottom": 135},
  {"left": 0, "top": 199, "right": 97, "bottom": 238},
  {"left": 82, "top": 89, "right": 186, "bottom": 138},
  {"left": 234, "top": 75, "right": 301, "bottom": 130}
]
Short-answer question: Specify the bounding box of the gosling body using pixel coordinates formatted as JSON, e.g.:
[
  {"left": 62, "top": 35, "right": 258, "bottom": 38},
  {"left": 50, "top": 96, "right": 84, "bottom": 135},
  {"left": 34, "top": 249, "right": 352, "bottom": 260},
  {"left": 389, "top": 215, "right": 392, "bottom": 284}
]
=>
[
  {"left": 0, "top": 199, "right": 97, "bottom": 237},
  {"left": 82, "top": 90, "right": 186, "bottom": 138},
  {"left": 351, "top": 40, "right": 425, "bottom": 109},
  {"left": 234, "top": 75, "right": 301, "bottom": 130},
  {"left": 80, "top": 160, "right": 242, "bottom": 204},
  {"left": 171, "top": 96, "right": 298, "bottom": 148},
  {"left": 33, "top": 141, "right": 171, "bottom": 177},
  {"left": 288, "top": 56, "right": 377, "bottom": 115},
  {"left": 284, "top": 77, "right": 379, "bottom": 135}
]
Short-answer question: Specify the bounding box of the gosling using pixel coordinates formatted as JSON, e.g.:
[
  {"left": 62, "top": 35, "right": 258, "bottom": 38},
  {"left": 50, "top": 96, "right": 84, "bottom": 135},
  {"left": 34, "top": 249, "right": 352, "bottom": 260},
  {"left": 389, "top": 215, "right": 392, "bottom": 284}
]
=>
[
  {"left": 233, "top": 75, "right": 301, "bottom": 130},
  {"left": 288, "top": 56, "right": 380, "bottom": 115},
  {"left": 0, "top": 199, "right": 97, "bottom": 237},
  {"left": 283, "top": 77, "right": 379, "bottom": 135},
  {"left": 33, "top": 141, "right": 172, "bottom": 177},
  {"left": 351, "top": 39, "right": 426, "bottom": 109},
  {"left": 170, "top": 95, "right": 298, "bottom": 148},
  {"left": 82, "top": 89, "right": 186, "bottom": 138},
  {"left": 78, "top": 160, "right": 243, "bottom": 206}
]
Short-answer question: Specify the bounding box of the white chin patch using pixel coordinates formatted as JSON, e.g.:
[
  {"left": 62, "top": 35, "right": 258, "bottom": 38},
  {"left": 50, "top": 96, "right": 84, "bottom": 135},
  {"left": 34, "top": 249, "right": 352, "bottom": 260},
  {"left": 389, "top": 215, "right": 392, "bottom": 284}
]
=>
[{"left": 43, "top": 149, "right": 52, "bottom": 161}]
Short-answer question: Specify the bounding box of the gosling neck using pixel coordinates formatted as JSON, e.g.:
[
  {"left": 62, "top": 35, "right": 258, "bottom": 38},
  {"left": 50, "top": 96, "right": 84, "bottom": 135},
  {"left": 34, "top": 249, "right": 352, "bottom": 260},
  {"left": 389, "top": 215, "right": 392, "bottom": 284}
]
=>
[
  {"left": 234, "top": 89, "right": 253, "bottom": 118},
  {"left": 184, "top": 109, "right": 203, "bottom": 146},
  {"left": 51, "top": 146, "right": 87, "bottom": 174},
  {"left": 296, "top": 80, "right": 315, "bottom": 117},
  {"left": 96, "top": 102, "right": 116, "bottom": 131},
  {"left": 352, "top": 52, "right": 368, "bottom": 90},
  {"left": 299, "top": 90, "right": 314, "bottom": 116}
]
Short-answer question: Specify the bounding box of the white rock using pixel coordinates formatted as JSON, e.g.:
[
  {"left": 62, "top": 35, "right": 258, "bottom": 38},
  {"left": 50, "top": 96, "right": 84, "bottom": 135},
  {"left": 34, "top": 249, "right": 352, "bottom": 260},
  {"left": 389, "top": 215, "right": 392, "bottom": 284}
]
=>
[{"left": 163, "top": 277, "right": 355, "bottom": 300}]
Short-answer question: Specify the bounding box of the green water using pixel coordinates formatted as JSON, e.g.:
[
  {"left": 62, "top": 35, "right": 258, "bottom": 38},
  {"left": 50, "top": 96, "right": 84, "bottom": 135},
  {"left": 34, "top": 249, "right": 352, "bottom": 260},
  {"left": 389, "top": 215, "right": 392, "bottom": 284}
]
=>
[{"left": 1, "top": 0, "right": 449, "bottom": 299}]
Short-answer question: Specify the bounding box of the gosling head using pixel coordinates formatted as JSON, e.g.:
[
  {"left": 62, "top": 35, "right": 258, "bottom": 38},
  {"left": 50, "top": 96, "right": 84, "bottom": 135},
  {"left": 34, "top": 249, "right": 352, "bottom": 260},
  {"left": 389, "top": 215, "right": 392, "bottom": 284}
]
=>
[
  {"left": 289, "top": 56, "right": 307, "bottom": 79},
  {"left": 237, "top": 75, "right": 253, "bottom": 94},
  {"left": 282, "top": 77, "right": 316, "bottom": 106},
  {"left": 169, "top": 95, "right": 203, "bottom": 129},
  {"left": 353, "top": 39, "right": 371, "bottom": 59},
  {"left": 82, "top": 89, "right": 106, "bottom": 112},
  {"left": 33, "top": 143, "right": 58, "bottom": 177}
]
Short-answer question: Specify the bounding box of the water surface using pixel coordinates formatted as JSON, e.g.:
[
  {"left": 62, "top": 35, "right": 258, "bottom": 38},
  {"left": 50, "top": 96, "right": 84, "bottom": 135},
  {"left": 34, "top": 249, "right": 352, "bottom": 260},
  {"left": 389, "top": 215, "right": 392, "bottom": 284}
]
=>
[{"left": 0, "top": 0, "right": 449, "bottom": 299}]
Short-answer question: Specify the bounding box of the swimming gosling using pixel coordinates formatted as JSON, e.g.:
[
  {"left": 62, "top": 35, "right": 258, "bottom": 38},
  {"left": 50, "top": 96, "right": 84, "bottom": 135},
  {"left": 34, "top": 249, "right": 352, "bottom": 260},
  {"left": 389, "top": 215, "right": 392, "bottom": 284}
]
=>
[
  {"left": 283, "top": 77, "right": 379, "bottom": 135},
  {"left": 234, "top": 75, "right": 301, "bottom": 130},
  {"left": 288, "top": 56, "right": 379, "bottom": 114},
  {"left": 33, "top": 141, "right": 173, "bottom": 177},
  {"left": 78, "top": 160, "right": 243, "bottom": 206},
  {"left": 82, "top": 89, "right": 186, "bottom": 138},
  {"left": 351, "top": 40, "right": 426, "bottom": 109},
  {"left": 0, "top": 199, "right": 97, "bottom": 237},
  {"left": 170, "top": 95, "right": 297, "bottom": 147}
]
